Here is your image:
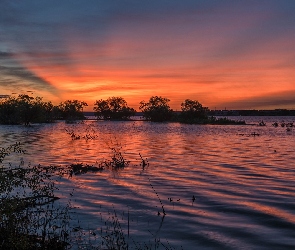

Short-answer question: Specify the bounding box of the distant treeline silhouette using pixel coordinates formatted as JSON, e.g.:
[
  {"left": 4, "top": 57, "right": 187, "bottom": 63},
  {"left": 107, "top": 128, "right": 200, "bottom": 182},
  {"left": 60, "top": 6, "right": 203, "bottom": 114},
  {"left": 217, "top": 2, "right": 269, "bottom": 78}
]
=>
[
  {"left": 0, "top": 95, "right": 87, "bottom": 125},
  {"left": 208, "top": 109, "right": 295, "bottom": 116},
  {"left": 0, "top": 94, "right": 245, "bottom": 125}
]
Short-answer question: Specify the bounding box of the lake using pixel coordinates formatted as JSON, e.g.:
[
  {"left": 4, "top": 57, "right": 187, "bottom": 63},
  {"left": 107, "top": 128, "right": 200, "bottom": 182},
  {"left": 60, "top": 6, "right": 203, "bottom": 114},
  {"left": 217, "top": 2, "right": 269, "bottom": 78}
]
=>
[{"left": 1, "top": 116, "right": 295, "bottom": 249}]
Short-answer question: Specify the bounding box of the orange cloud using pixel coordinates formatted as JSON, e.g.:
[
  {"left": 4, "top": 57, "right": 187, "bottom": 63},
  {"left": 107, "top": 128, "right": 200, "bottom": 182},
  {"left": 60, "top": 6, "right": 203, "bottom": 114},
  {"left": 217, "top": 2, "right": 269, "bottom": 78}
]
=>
[{"left": 1, "top": 1, "right": 295, "bottom": 111}]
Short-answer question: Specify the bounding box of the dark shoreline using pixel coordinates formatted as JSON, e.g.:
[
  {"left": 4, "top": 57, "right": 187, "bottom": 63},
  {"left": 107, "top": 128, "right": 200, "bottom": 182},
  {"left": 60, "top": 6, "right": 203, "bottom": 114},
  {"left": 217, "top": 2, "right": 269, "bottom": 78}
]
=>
[{"left": 84, "top": 109, "right": 295, "bottom": 117}]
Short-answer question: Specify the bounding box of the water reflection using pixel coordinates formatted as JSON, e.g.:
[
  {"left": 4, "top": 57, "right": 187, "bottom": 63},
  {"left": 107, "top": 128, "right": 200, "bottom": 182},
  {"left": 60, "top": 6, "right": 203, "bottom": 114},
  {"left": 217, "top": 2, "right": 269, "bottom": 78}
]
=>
[{"left": 0, "top": 117, "right": 295, "bottom": 248}]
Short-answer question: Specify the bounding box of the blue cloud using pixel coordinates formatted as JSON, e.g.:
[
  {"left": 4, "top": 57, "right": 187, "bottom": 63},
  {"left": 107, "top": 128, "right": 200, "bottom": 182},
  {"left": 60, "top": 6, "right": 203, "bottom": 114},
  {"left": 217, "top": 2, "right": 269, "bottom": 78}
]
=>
[
  {"left": 0, "top": 50, "right": 58, "bottom": 94},
  {"left": 0, "top": 0, "right": 294, "bottom": 108}
]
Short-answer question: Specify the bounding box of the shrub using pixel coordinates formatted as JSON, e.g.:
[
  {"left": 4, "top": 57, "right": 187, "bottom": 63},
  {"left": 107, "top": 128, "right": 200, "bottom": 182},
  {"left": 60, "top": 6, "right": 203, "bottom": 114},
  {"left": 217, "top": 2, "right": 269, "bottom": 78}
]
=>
[
  {"left": 179, "top": 99, "right": 209, "bottom": 123},
  {"left": 0, "top": 143, "right": 71, "bottom": 249},
  {"left": 0, "top": 95, "right": 56, "bottom": 125},
  {"left": 58, "top": 100, "right": 88, "bottom": 122},
  {"left": 94, "top": 97, "right": 136, "bottom": 120},
  {"left": 139, "top": 96, "right": 173, "bottom": 122}
]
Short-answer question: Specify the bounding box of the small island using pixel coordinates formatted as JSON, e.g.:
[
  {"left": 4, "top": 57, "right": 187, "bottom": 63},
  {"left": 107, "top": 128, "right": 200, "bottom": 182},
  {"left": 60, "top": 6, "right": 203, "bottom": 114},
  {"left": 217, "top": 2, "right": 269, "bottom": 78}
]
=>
[{"left": 0, "top": 94, "right": 245, "bottom": 125}]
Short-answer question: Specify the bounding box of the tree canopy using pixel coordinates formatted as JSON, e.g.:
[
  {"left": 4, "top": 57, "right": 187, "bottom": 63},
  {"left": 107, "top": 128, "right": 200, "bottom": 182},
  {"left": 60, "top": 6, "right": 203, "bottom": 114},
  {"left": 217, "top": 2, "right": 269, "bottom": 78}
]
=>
[
  {"left": 0, "top": 95, "right": 55, "bottom": 125},
  {"left": 58, "top": 100, "right": 88, "bottom": 122},
  {"left": 179, "top": 99, "right": 209, "bottom": 123},
  {"left": 0, "top": 94, "right": 245, "bottom": 125},
  {"left": 139, "top": 96, "right": 173, "bottom": 122},
  {"left": 93, "top": 97, "right": 136, "bottom": 120}
]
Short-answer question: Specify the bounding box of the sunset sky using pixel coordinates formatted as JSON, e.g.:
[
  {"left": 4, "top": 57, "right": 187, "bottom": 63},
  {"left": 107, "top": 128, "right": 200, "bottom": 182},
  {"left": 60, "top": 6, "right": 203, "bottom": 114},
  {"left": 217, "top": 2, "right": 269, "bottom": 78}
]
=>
[{"left": 0, "top": 0, "right": 295, "bottom": 111}]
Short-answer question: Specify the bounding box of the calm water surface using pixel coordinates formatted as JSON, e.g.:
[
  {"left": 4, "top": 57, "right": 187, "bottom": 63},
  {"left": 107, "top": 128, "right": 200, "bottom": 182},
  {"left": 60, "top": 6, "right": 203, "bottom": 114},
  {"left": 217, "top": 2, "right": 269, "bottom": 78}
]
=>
[{"left": 1, "top": 116, "right": 295, "bottom": 249}]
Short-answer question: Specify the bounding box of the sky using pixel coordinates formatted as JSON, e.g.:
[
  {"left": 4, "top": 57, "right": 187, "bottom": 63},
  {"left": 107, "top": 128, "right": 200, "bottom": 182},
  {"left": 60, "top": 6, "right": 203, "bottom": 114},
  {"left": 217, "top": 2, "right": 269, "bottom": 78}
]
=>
[{"left": 0, "top": 0, "right": 295, "bottom": 111}]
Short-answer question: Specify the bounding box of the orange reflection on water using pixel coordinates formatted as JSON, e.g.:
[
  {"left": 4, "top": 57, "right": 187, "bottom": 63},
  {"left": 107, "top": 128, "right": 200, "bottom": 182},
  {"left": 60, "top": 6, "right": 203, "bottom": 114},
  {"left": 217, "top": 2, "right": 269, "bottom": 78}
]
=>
[
  {"left": 238, "top": 200, "right": 295, "bottom": 225},
  {"left": 2, "top": 119, "right": 295, "bottom": 248}
]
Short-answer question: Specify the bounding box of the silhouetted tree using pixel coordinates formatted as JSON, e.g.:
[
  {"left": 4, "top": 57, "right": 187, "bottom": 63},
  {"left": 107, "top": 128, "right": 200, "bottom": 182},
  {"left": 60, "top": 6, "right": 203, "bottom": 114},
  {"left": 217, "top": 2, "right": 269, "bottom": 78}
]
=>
[
  {"left": 139, "top": 96, "right": 173, "bottom": 122},
  {"left": 58, "top": 100, "right": 88, "bottom": 121},
  {"left": 0, "top": 96, "right": 19, "bottom": 124},
  {"left": 179, "top": 99, "right": 209, "bottom": 123},
  {"left": 94, "top": 97, "right": 136, "bottom": 120},
  {"left": 33, "top": 97, "right": 56, "bottom": 123},
  {"left": 0, "top": 95, "right": 56, "bottom": 125}
]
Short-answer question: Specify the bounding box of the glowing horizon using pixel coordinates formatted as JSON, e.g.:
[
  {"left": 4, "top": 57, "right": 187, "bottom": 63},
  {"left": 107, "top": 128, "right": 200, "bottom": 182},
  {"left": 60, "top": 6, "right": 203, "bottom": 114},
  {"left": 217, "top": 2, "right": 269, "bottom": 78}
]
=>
[{"left": 1, "top": 1, "right": 295, "bottom": 111}]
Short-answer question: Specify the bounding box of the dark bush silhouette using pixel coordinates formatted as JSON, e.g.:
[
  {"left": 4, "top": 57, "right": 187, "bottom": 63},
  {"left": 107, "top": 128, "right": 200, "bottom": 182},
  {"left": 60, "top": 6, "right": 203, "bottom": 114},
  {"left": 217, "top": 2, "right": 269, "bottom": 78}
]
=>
[
  {"left": 139, "top": 96, "right": 173, "bottom": 122},
  {"left": 0, "top": 95, "right": 56, "bottom": 125},
  {"left": 0, "top": 143, "right": 71, "bottom": 249},
  {"left": 0, "top": 94, "right": 246, "bottom": 126},
  {"left": 58, "top": 100, "right": 88, "bottom": 121},
  {"left": 179, "top": 99, "right": 209, "bottom": 123},
  {"left": 208, "top": 116, "right": 246, "bottom": 125},
  {"left": 93, "top": 97, "right": 136, "bottom": 120}
]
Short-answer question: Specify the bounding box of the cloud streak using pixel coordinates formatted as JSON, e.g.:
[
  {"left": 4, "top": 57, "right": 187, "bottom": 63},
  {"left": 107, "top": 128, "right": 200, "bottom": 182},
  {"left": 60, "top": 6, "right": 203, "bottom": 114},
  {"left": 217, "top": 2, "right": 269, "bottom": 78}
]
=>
[
  {"left": 220, "top": 90, "right": 295, "bottom": 110},
  {"left": 0, "top": 50, "right": 59, "bottom": 97},
  {"left": 0, "top": 0, "right": 295, "bottom": 109}
]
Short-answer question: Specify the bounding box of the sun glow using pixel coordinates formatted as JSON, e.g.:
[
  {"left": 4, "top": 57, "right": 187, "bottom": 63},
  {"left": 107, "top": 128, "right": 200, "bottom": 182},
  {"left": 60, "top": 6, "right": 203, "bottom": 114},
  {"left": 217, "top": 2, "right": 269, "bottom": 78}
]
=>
[{"left": 1, "top": 1, "right": 295, "bottom": 110}]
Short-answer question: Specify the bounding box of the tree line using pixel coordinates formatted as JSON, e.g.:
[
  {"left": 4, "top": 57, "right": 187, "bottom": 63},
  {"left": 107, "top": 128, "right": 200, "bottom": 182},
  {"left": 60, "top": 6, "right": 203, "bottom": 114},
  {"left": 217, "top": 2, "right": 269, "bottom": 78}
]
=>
[
  {"left": 0, "top": 95, "right": 87, "bottom": 125},
  {"left": 0, "top": 94, "right": 244, "bottom": 125}
]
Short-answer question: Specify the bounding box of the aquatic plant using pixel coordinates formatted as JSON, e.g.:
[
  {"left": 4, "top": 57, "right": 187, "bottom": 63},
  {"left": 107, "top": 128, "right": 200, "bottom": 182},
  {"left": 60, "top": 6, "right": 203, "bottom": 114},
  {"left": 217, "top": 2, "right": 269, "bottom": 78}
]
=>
[
  {"left": 0, "top": 144, "right": 72, "bottom": 249},
  {"left": 139, "top": 153, "right": 149, "bottom": 170},
  {"left": 65, "top": 125, "right": 99, "bottom": 141},
  {"left": 1, "top": 143, "right": 184, "bottom": 249},
  {"left": 69, "top": 198, "right": 179, "bottom": 250},
  {"left": 104, "top": 147, "right": 130, "bottom": 170},
  {"left": 100, "top": 209, "right": 129, "bottom": 250},
  {"left": 258, "top": 120, "right": 266, "bottom": 126},
  {"left": 208, "top": 116, "right": 246, "bottom": 125},
  {"left": 0, "top": 142, "right": 25, "bottom": 165},
  {"left": 280, "top": 122, "right": 294, "bottom": 128},
  {"left": 68, "top": 140, "right": 130, "bottom": 175},
  {"left": 238, "top": 132, "right": 260, "bottom": 137},
  {"left": 65, "top": 128, "right": 81, "bottom": 140},
  {"left": 148, "top": 178, "right": 166, "bottom": 216},
  {"left": 272, "top": 122, "right": 279, "bottom": 127},
  {"left": 68, "top": 163, "right": 104, "bottom": 177}
]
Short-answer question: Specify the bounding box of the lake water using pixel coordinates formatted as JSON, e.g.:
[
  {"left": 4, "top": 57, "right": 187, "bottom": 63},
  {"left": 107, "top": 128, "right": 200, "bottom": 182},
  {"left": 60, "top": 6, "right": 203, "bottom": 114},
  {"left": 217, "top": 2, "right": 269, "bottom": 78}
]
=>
[{"left": 1, "top": 116, "right": 295, "bottom": 249}]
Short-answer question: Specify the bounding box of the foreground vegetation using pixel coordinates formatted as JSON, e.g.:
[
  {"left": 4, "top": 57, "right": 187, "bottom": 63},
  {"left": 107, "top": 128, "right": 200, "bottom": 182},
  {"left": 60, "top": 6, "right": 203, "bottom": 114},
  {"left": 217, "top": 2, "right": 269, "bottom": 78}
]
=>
[
  {"left": 0, "top": 143, "right": 71, "bottom": 249},
  {"left": 0, "top": 142, "right": 179, "bottom": 249},
  {"left": 0, "top": 94, "right": 245, "bottom": 125}
]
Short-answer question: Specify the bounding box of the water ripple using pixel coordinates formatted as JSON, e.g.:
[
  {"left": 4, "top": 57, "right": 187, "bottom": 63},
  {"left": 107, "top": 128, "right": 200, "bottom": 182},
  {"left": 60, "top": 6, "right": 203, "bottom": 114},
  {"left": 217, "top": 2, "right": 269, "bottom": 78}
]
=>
[{"left": 1, "top": 117, "right": 295, "bottom": 249}]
